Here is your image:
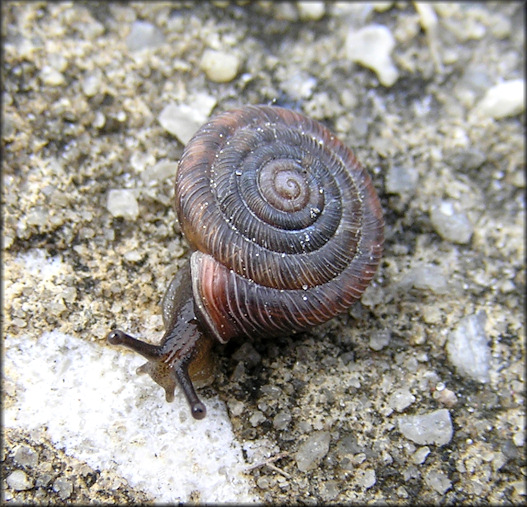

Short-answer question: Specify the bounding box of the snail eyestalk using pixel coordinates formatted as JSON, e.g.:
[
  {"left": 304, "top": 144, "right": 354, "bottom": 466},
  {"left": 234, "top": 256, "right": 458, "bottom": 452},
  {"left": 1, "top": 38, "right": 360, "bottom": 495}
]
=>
[{"left": 107, "top": 325, "right": 210, "bottom": 420}]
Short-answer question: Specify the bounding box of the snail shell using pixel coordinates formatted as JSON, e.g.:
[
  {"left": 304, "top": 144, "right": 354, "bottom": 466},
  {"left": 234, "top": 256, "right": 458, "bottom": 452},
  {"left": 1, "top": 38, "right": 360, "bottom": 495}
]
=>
[{"left": 108, "top": 105, "right": 384, "bottom": 419}]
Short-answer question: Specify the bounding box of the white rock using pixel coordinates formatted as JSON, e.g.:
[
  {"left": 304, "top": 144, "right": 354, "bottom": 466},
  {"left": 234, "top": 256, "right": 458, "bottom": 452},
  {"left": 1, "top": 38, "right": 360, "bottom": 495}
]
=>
[
  {"left": 369, "top": 330, "right": 391, "bottom": 351},
  {"left": 126, "top": 20, "right": 164, "bottom": 51},
  {"left": 406, "top": 264, "right": 448, "bottom": 294},
  {"left": 296, "top": 431, "right": 331, "bottom": 472},
  {"left": 425, "top": 470, "right": 452, "bottom": 494},
  {"left": 141, "top": 160, "right": 178, "bottom": 185},
  {"left": 356, "top": 468, "right": 376, "bottom": 489},
  {"left": 477, "top": 79, "right": 525, "bottom": 119},
  {"left": 386, "top": 165, "right": 419, "bottom": 195},
  {"left": 446, "top": 311, "right": 490, "bottom": 383},
  {"left": 388, "top": 388, "right": 416, "bottom": 412},
  {"left": 346, "top": 24, "right": 398, "bottom": 86},
  {"left": 398, "top": 409, "right": 453, "bottom": 446},
  {"left": 40, "top": 66, "right": 66, "bottom": 86},
  {"left": 200, "top": 49, "right": 240, "bottom": 83},
  {"left": 430, "top": 200, "right": 473, "bottom": 244},
  {"left": 159, "top": 94, "right": 217, "bottom": 145},
  {"left": 106, "top": 189, "right": 139, "bottom": 220},
  {"left": 4, "top": 331, "right": 257, "bottom": 503},
  {"left": 6, "top": 470, "right": 33, "bottom": 491},
  {"left": 297, "top": 1, "right": 326, "bottom": 21}
]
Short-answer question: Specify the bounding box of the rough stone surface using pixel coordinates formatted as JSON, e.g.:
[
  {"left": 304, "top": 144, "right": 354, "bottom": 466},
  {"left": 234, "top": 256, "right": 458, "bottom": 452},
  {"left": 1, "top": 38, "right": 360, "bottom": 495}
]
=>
[{"left": 2, "top": 3, "right": 524, "bottom": 505}]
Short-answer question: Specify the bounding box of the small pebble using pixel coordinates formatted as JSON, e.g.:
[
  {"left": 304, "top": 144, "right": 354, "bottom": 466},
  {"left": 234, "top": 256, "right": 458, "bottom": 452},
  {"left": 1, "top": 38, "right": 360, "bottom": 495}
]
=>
[
  {"left": 141, "top": 160, "right": 178, "bottom": 185},
  {"left": 477, "top": 79, "right": 525, "bottom": 119},
  {"left": 81, "top": 71, "right": 102, "bottom": 97},
  {"left": 446, "top": 311, "right": 490, "bottom": 383},
  {"left": 369, "top": 330, "right": 391, "bottom": 351},
  {"left": 280, "top": 72, "right": 317, "bottom": 101},
  {"left": 356, "top": 468, "right": 376, "bottom": 489},
  {"left": 433, "top": 387, "right": 458, "bottom": 407},
  {"left": 249, "top": 410, "right": 266, "bottom": 427},
  {"left": 14, "top": 445, "right": 39, "bottom": 468},
  {"left": 398, "top": 409, "right": 453, "bottom": 446},
  {"left": 346, "top": 24, "right": 398, "bottom": 86},
  {"left": 7, "top": 470, "right": 34, "bottom": 491},
  {"left": 40, "top": 66, "right": 66, "bottom": 86},
  {"left": 407, "top": 264, "right": 448, "bottom": 294},
  {"left": 296, "top": 431, "right": 331, "bottom": 472},
  {"left": 126, "top": 21, "right": 164, "bottom": 51},
  {"left": 53, "top": 476, "right": 73, "bottom": 500},
  {"left": 273, "top": 410, "right": 292, "bottom": 430},
  {"left": 200, "top": 49, "right": 240, "bottom": 83},
  {"left": 106, "top": 189, "right": 139, "bottom": 221},
  {"left": 424, "top": 470, "right": 452, "bottom": 494},
  {"left": 388, "top": 388, "right": 416, "bottom": 412},
  {"left": 297, "top": 1, "right": 325, "bottom": 21},
  {"left": 158, "top": 94, "right": 216, "bottom": 145},
  {"left": 412, "top": 446, "right": 431, "bottom": 465},
  {"left": 430, "top": 200, "right": 473, "bottom": 244},
  {"left": 386, "top": 165, "right": 419, "bottom": 195}
]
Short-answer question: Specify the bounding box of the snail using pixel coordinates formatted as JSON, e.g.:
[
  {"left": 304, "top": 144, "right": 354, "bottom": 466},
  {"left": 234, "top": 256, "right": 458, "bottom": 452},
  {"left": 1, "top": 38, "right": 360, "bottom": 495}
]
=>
[{"left": 107, "top": 104, "right": 384, "bottom": 419}]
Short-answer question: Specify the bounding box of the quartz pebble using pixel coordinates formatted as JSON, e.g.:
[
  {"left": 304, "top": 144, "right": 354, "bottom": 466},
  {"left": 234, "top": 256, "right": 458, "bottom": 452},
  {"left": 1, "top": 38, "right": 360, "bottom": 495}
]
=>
[
  {"left": 406, "top": 265, "right": 448, "bottom": 294},
  {"left": 386, "top": 165, "right": 419, "bottom": 195},
  {"left": 14, "top": 445, "right": 39, "bottom": 468},
  {"left": 446, "top": 311, "right": 490, "bottom": 383},
  {"left": 296, "top": 431, "right": 331, "bottom": 472},
  {"left": 297, "top": 1, "right": 325, "bottom": 21},
  {"left": 273, "top": 410, "right": 292, "bottom": 430},
  {"left": 200, "top": 49, "right": 240, "bottom": 83},
  {"left": 106, "top": 189, "right": 139, "bottom": 221},
  {"left": 158, "top": 94, "right": 217, "bottom": 145},
  {"left": 6, "top": 470, "right": 34, "bottom": 491},
  {"left": 388, "top": 388, "right": 416, "bottom": 412},
  {"left": 346, "top": 25, "right": 398, "bottom": 86},
  {"left": 424, "top": 470, "right": 452, "bottom": 494},
  {"left": 430, "top": 201, "right": 473, "bottom": 244},
  {"left": 53, "top": 477, "right": 73, "bottom": 500},
  {"left": 126, "top": 21, "right": 164, "bottom": 51},
  {"left": 40, "top": 66, "right": 66, "bottom": 86},
  {"left": 477, "top": 79, "right": 525, "bottom": 119},
  {"left": 398, "top": 409, "right": 453, "bottom": 446},
  {"left": 356, "top": 468, "right": 376, "bottom": 489},
  {"left": 141, "top": 160, "right": 178, "bottom": 185},
  {"left": 369, "top": 330, "right": 391, "bottom": 351},
  {"left": 412, "top": 446, "right": 431, "bottom": 464}
]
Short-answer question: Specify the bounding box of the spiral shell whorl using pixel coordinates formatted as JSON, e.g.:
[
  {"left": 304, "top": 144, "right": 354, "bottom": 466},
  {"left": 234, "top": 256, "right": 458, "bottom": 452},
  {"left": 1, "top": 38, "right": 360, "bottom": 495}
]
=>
[{"left": 176, "top": 105, "right": 383, "bottom": 341}]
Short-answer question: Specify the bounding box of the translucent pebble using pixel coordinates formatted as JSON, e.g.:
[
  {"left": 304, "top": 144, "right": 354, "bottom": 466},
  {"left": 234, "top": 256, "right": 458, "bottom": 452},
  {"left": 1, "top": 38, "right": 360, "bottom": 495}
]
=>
[
  {"left": 477, "top": 79, "right": 525, "bottom": 119},
  {"left": 159, "top": 94, "right": 216, "bottom": 145},
  {"left": 446, "top": 311, "right": 490, "bottom": 383},
  {"left": 200, "top": 49, "right": 240, "bottom": 83},
  {"left": 386, "top": 165, "right": 418, "bottom": 195},
  {"left": 398, "top": 409, "right": 453, "bottom": 446},
  {"left": 106, "top": 189, "right": 139, "bottom": 220},
  {"left": 126, "top": 21, "right": 164, "bottom": 51},
  {"left": 388, "top": 388, "right": 416, "bottom": 412},
  {"left": 296, "top": 431, "right": 331, "bottom": 472},
  {"left": 430, "top": 200, "right": 473, "bottom": 244},
  {"left": 346, "top": 25, "right": 398, "bottom": 86},
  {"left": 53, "top": 477, "right": 73, "bottom": 500},
  {"left": 6, "top": 470, "right": 33, "bottom": 491}
]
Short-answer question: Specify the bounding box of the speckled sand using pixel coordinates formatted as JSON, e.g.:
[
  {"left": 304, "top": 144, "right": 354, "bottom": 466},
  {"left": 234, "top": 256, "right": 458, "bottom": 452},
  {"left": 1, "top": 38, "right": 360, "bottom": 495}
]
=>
[{"left": 2, "top": 2, "right": 525, "bottom": 504}]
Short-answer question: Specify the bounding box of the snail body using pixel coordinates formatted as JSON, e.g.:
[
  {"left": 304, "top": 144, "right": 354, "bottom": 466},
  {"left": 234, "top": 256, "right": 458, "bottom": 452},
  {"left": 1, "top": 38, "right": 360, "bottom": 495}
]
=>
[{"left": 108, "top": 105, "right": 384, "bottom": 419}]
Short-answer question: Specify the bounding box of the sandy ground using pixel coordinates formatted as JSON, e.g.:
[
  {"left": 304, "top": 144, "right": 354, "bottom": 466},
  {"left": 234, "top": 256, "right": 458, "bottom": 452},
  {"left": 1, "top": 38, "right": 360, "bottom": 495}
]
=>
[{"left": 2, "top": 2, "right": 525, "bottom": 504}]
